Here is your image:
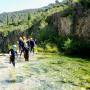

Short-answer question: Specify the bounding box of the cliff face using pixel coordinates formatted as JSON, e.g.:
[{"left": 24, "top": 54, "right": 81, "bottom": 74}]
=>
[
  {"left": 0, "top": 5, "right": 90, "bottom": 53},
  {"left": 47, "top": 9, "right": 90, "bottom": 43},
  {"left": 47, "top": 13, "right": 71, "bottom": 37},
  {"left": 75, "top": 11, "right": 90, "bottom": 42},
  {"left": 46, "top": 8, "right": 90, "bottom": 56},
  {"left": 0, "top": 33, "right": 4, "bottom": 52},
  {"left": 0, "top": 30, "right": 23, "bottom": 52}
]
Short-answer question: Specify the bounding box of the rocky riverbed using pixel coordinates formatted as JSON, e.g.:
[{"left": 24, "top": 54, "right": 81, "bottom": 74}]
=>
[{"left": 0, "top": 53, "right": 90, "bottom": 90}]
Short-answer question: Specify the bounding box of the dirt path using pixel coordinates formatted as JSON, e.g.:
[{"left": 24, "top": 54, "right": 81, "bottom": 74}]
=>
[
  {"left": 0, "top": 53, "right": 49, "bottom": 90},
  {"left": 0, "top": 54, "right": 61, "bottom": 90},
  {"left": 0, "top": 54, "right": 31, "bottom": 90}
]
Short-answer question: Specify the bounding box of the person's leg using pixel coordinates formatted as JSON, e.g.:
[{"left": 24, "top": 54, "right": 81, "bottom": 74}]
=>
[
  {"left": 30, "top": 46, "right": 32, "bottom": 53},
  {"left": 24, "top": 52, "right": 26, "bottom": 61},
  {"left": 26, "top": 55, "right": 29, "bottom": 61},
  {"left": 12, "top": 61, "right": 15, "bottom": 67},
  {"left": 15, "top": 51, "right": 18, "bottom": 57},
  {"left": 20, "top": 47, "right": 24, "bottom": 56},
  {"left": 32, "top": 47, "right": 34, "bottom": 54},
  {"left": 29, "top": 46, "right": 31, "bottom": 53},
  {"left": 19, "top": 46, "right": 21, "bottom": 53},
  {"left": 24, "top": 51, "right": 29, "bottom": 61},
  {"left": 12, "top": 56, "right": 15, "bottom": 67},
  {"left": 16, "top": 51, "right": 18, "bottom": 56},
  {"left": 27, "top": 51, "right": 29, "bottom": 61},
  {"left": 10, "top": 56, "right": 12, "bottom": 64},
  {"left": 31, "top": 46, "right": 34, "bottom": 53},
  {"left": 20, "top": 50, "right": 22, "bottom": 56}
]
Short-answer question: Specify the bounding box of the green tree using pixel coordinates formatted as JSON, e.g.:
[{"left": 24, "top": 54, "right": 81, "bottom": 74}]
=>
[
  {"left": 11, "top": 16, "right": 14, "bottom": 25},
  {"left": 55, "top": 0, "right": 60, "bottom": 4},
  {"left": 6, "top": 14, "right": 9, "bottom": 25},
  {"left": 27, "top": 12, "right": 31, "bottom": 27},
  {"left": 79, "top": 0, "right": 90, "bottom": 9}
]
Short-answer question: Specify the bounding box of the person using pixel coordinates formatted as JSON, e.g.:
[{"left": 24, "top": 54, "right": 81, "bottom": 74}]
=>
[
  {"left": 9, "top": 48, "right": 15, "bottom": 67},
  {"left": 30, "top": 38, "right": 35, "bottom": 54},
  {"left": 23, "top": 36, "right": 27, "bottom": 44},
  {"left": 34, "top": 39, "right": 38, "bottom": 54},
  {"left": 23, "top": 45, "right": 29, "bottom": 61},
  {"left": 34, "top": 39, "right": 37, "bottom": 45},
  {"left": 27, "top": 38, "right": 31, "bottom": 52},
  {"left": 13, "top": 44, "right": 18, "bottom": 57},
  {"left": 18, "top": 37, "right": 24, "bottom": 56}
]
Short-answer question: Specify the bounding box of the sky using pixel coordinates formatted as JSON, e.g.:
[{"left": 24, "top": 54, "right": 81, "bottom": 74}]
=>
[{"left": 0, "top": 0, "right": 63, "bottom": 13}]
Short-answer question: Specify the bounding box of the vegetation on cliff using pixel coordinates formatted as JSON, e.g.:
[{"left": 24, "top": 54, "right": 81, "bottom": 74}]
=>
[{"left": 0, "top": 0, "right": 90, "bottom": 57}]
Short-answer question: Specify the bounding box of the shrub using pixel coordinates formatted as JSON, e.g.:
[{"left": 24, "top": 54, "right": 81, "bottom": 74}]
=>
[
  {"left": 36, "top": 47, "right": 44, "bottom": 52},
  {"left": 63, "top": 38, "right": 72, "bottom": 50},
  {"left": 45, "top": 43, "right": 58, "bottom": 53},
  {"left": 62, "top": 38, "right": 81, "bottom": 54}
]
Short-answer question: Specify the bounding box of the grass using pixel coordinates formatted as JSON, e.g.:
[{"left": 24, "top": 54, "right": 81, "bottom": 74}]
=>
[{"left": 22, "top": 53, "right": 90, "bottom": 90}]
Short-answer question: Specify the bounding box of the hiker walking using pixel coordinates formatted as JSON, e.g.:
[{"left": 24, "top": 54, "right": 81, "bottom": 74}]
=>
[
  {"left": 27, "top": 38, "right": 31, "bottom": 52},
  {"left": 9, "top": 48, "right": 15, "bottom": 67},
  {"left": 23, "top": 44, "right": 29, "bottom": 61},
  {"left": 18, "top": 37, "right": 24, "bottom": 56},
  {"left": 30, "top": 38, "right": 35, "bottom": 54}
]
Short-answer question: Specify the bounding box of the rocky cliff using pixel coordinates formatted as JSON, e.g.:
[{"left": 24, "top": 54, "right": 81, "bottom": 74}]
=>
[
  {"left": 46, "top": 7, "right": 90, "bottom": 55},
  {"left": 0, "top": 30, "right": 24, "bottom": 52},
  {"left": 0, "top": 2, "right": 90, "bottom": 54},
  {"left": 47, "top": 9, "right": 90, "bottom": 43}
]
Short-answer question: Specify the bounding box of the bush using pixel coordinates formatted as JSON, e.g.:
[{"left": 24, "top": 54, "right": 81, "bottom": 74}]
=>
[
  {"left": 36, "top": 43, "right": 58, "bottom": 53},
  {"left": 62, "top": 37, "right": 90, "bottom": 56},
  {"left": 63, "top": 38, "right": 72, "bottom": 50},
  {"left": 45, "top": 43, "right": 58, "bottom": 53},
  {"left": 62, "top": 38, "right": 81, "bottom": 54},
  {"left": 36, "top": 47, "right": 44, "bottom": 52}
]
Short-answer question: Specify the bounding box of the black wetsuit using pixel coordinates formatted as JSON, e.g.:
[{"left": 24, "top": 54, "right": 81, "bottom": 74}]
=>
[
  {"left": 23, "top": 47, "right": 29, "bottom": 61},
  {"left": 30, "top": 40, "right": 35, "bottom": 53},
  {"left": 19, "top": 39, "right": 24, "bottom": 56},
  {"left": 9, "top": 49, "right": 15, "bottom": 67}
]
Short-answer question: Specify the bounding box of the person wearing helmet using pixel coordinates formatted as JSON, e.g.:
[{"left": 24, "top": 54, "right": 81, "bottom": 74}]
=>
[
  {"left": 9, "top": 48, "right": 15, "bottom": 67},
  {"left": 30, "top": 37, "right": 35, "bottom": 54}
]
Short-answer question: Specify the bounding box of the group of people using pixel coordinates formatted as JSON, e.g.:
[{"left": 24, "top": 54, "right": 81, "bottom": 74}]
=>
[{"left": 9, "top": 36, "right": 36, "bottom": 67}]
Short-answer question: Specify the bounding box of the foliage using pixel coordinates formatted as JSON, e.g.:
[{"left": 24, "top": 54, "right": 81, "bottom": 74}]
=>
[
  {"left": 0, "top": 0, "right": 90, "bottom": 56},
  {"left": 36, "top": 47, "right": 44, "bottom": 52},
  {"left": 45, "top": 43, "right": 58, "bottom": 53},
  {"left": 63, "top": 38, "right": 72, "bottom": 50},
  {"left": 23, "top": 53, "right": 90, "bottom": 89}
]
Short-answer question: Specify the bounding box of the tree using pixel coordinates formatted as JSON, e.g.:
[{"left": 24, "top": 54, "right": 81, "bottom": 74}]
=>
[
  {"left": 79, "top": 0, "right": 90, "bottom": 9},
  {"left": 11, "top": 16, "right": 14, "bottom": 25},
  {"left": 55, "top": 0, "right": 60, "bottom": 4},
  {"left": 63, "top": 0, "right": 73, "bottom": 5},
  {"left": 27, "top": 12, "right": 31, "bottom": 27},
  {"left": 6, "top": 14, "right": 9, "bottom": 25}
]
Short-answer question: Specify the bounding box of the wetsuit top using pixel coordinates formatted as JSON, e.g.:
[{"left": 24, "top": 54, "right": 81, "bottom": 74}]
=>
[
  {"left": 9, "top": 49, "right": 15, "bottom": 57},
  {"left": 19, "top": 40, "right": 24, "bottom": 48},
  {"left": 30, "top": 40, "right": 35, "bottom": 47}
]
